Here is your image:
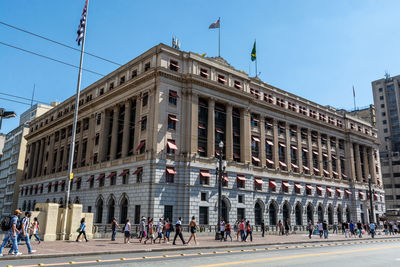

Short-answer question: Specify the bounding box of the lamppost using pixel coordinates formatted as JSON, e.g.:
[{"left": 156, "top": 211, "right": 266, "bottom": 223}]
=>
[
  {"left": 368, "top": 175, "right": 375, "bottom": 224},
  {"left": 0, "top": 108, "right": 17, "bottom": 131},
  {"left": 215, "top": 140, "right": 224, "bottom": 240}
]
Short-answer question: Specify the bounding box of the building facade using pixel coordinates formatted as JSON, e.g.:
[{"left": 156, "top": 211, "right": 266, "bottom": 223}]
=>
[
  {"left": 18, "top": 44, "right": 384, "bottom": 227},
  {"left": 372, "top": 74, "right": 400, "bottom": 210},
  {"left": 0, "top": 104, "right": 55, "bottom": 218}
]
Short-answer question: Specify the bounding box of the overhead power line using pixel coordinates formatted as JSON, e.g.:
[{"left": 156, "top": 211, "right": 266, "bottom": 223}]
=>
[
  {"left": 0, "top": 41, "right": 105, "bottom": 77},
  {"left": 0, "top": 92, "right": 51, "bottom": 106},
  {"left": 0, "top": 21, "right": 122, "bottom": 66}
]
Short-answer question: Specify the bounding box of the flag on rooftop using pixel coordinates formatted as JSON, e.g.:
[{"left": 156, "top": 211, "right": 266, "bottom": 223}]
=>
[
  {"left": 76, "top": 0, "right": 88, "bottom": 46},
  {"left": 251, "top": 40, "right": 256, "bottom": 62},
  {"left": 209, "top": 18, "right": 220, "bottom": 29}
]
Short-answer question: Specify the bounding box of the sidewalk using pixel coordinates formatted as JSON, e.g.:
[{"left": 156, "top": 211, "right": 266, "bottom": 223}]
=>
[{"left": 1, "top": 232, "right": 400, "bottom": 260}]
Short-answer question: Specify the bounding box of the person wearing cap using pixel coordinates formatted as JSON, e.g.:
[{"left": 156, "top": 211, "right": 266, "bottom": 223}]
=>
[
  {"left": 0, "top": 209, "right": 22, "bottom": 256},
  {"left": 18, "top": 211, "right": 36, "bottom": 254}
]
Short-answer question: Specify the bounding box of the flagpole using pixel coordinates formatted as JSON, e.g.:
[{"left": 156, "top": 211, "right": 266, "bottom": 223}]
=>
[
  {"left": 218, "top": 17, "right": 220, "bottom": 57},
  {"left": 61, "top": 0, "right": 89, "bottom": 241},
  {"left": 353, "top": 85, "right": 357, "bottom": 111},
  {"left": 255, "top": 39, "right": 258, "bottom": 77}
]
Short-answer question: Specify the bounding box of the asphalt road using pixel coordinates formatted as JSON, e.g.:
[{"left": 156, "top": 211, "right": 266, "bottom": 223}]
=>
[{"left": 2, "top": 239, "right": 400, "bottom": 267}]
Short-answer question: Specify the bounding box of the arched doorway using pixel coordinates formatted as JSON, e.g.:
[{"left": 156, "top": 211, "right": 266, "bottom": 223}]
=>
[
  {"left": 307, "top": 203, "right": 314, "bottom": 224},
  {"left": 120, "top": 196, "right": 128, "bottom": 224},
  {"left": 295, "top": 203, "right": 302, "bottom": 225},
  {"left": 221, "top": 199, "right": 229, "bottom": 222},
  {"left": 317, "top": 204, "right": 324, "bottom": 222},
  {"left": 328, "top": 205, "right": 333, "bottom": 225},
  {"left": 269, "top": 202, "right": 277, "bottom": 225},
  {"left": 346, "top": 206, "right": 351, "bottom": 222},
  {"left": 27, "top": 201, "right": 31, "bottom": 211},
  {"left": 254, "top": 202, "right": 262, "bottom": 225},
  {"left": 107, "top": 198, "right": 115, "bottom": 223},
  {"left": 337, "top": 205, "right": 343, "bottom": 223},
  {"left": 46, "top": 199, "right": 50, "bottom": 203},
  {"left": 74, "top": 197, "right": 80, "bottom": 204},
  {"left": 96, "top": 198, "right": 104, "bottom": 223},
  {"left": 283, "top": 202, "right": 290, "bottom": 224}
]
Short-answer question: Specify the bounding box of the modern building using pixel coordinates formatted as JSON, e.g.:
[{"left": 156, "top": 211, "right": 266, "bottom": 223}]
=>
[
  {"left": 0, "top": 134, "right": 5, "bottom": 158},
  {"left": 0, "top": 103, "right": 56, "bottom": 218},
  {"left": 372, "top": 74, "right": 400, "bottom": 210},
  {"left": 18, "top": 44, "right": 384, "bottom": 227}
]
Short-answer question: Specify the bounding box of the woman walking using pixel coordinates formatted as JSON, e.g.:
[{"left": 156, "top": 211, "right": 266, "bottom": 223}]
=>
[
  {"left": 307, "top": 220, "right": 313, "bottom": 239},
  {"left": 187, "top": 216, "right": 198, "bottom": 245},
  {"left": 123, "top": 219, "right": 131, "bottom": 244},
  {"left": 144, "top": 218, "right": 154, "bottom": 244},
  {"left": 225, "top": 221, "right": 232, "bottom": 241},
  {"left": 163, "top": 218, "right": 171, "bottom": 243},
  {"left": 239, "top": 219, "right": 245, "bottom": 241},
  {"left": 245, "top": 220, "right": 253, "bottom": 242},
  {"left": 30, "top": 217, "right": 41, "bottom": 244},
  {"left": 76, "top": 218, "right": 88, "bottom": 242},
  {"left": 278, "top": 220, "right": 283, "bottom": 236}
]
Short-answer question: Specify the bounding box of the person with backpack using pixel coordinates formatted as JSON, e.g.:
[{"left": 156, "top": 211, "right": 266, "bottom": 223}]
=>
[
  {"left": 76, "top": 218, "right": 88, "bottom": 242},
  {"left": 30, "top": 217, "right": 41, "bottom": 244},
  {"left": 110, "top": 217, "right": 120, "bottom": 241},
  {"left": 0, "top": 209, "right": 22, "bottom": 256},
  {"left": 18, "top": 212, "right": 36, "bottom": 254}
]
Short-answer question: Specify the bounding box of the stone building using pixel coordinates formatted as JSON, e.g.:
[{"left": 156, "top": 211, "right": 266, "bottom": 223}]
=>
[{"left": 18, "top": 44, "right": 384, "bottom": 227}]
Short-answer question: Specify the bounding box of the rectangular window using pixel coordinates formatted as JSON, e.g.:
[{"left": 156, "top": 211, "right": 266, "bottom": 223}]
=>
[
  {"left": 237, "top": 175, "right": 246, "bottom": 189},
  {"left": 200, "top": 68, "right": 209, "bottom": 78},
  {"left": 142, "top": 93, "right": 148, "bottom": 107},
  {"left": 109, "top": 82, "right": 114, "bottom": 90},
  {"left": 199, "top": 207, "right": 209, "bottom": 224},
  {"left": 200, "top": 170, "right": 210, "bottom": 185},
  {"left": 201, "top": 192, "right": 207, "bottom": 201},
  {"left": 141, "top": 116, "right": 147, "bottom": 131},
  {"left": 234, "top": 80, "right": 242, "bottom": 89},
  {"left": 99, "top": 174, "right": 105, "bottom": 187},
  {"left": 166, "top": 167, "right": 175, "bottom": 183},
  {"left": 135, "top": 205, "right": 141, "bottom": 224},
  {"left": 169, "top": 60, "right": 179, "bottom": 71},
  {"left": 167, "top": 139, "right": 177, "bottom": 154},
  {"left": 144, "top": 62, "right": 150, "bottom": 71},
  {"left": 76, "top": 178, "right": 81, "bottom": 190},
  {"left": 122, "top": 170, "right": 129, "bottom": 184},
  {"left": 164, "top": 205, "right": 173, "bottom": 221},
  {"left": 217, "top": 74, "right": 226, "bottom": 84},
  {"left": 120, "top": 76, "right": 125, "bottom": 85},
  {"left": 99, "top": 88, "right": 104, "bottom": 95},
  {"left": 131, "top": 69, "right": 137, "bottom": 78},
  {"left": 89, "top": 176, "right": 94, "bottom": 188},
  {"left": 237, "top": 208, "right": 245, "bottom": 221},
  {"left": 238, "top": 195, "right": 244, "bottom": 203},
  {"left": 109, "top": 172, "right": 117, "bottom": 186},
  {"left": 169, "top": 90, "right": 178, "bottom": 105},
  {"left": 168, "top": 115, "right": 177, "bottom": 130}
]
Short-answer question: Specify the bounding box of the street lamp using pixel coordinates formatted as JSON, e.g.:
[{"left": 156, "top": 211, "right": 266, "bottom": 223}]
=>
[
  {"left": 215, "top": 140, "right": 224, "bottom": 240},
  {"left": 368, "top": 175, "right": 375, "bottom": 224},
  {"left": 0, "top": 108, "right": 17, "bottom": 131}
]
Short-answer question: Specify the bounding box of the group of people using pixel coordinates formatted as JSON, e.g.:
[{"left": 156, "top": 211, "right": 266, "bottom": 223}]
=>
[
  {"left": 218, "top": 218, "right": 253, "bottom": 242},
  {"left": 110, "top": 216, "right": 200, "bottom": 245},
  {"left": 0, "top": 209, "right": 41, "bottom": 256},
  {"left": 383, "top": 221, "right": 400, "bottom": 235},
  {"left": 305, "top": 220, "right": 378, "bottom": 239}
]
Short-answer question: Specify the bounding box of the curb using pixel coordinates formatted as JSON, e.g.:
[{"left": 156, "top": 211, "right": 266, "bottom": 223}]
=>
[{"left": 1, "top": 236, "right": 399, "bottom": 261}]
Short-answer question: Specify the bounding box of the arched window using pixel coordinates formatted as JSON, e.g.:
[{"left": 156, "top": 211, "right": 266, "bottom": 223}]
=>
[
  {"left": 269, "top": 202, "right": 277, "bottom": 225},
  {"left": 107, "top": 198, "right": 115, "bottom": 223},
  {"left": 295, "top": 203, "right": 302, "bottom": 225},
  {"left": 337, "top": 205, "right": 343, "bottom": 223},
  {"left": 283, "top": 203, "right": 290, "bottom": 223},
  {"left": 307, "top": 204, "right": 313, "bottom": 224},
  {"left": 328, "top": 205, "right": 333, "bottom": 225},
  {"left": 346, "top": 206, "right": 351, "bottom": 222},
  {"left": 32, "top": 200, "right": 36, "bottom": 211},
  {"left": 27, "top": 200, "right": 31, "bottom": 211},
  {"left": 254, "top": 202, "right": 262, "bottom": 225},
  {"left": 318, "top": 205, "right": 324, "bottom": 222},
  {"left": 120, "top": 196, "right": 128, "bottom": 224},
  {"left": 96, "top": 198, "right": 104, "bottom": 223},
  {"left": 221, "top": 199, "right": 229, "bottom": 222}
]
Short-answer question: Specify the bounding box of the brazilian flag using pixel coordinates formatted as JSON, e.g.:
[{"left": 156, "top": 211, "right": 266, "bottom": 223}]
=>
[{"left": 251, "top": 40, "right": 256, "bottom": 62}]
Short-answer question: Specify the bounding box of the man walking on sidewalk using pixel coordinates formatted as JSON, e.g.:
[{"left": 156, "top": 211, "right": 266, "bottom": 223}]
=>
[
  {"left": 173, "top": 217, "right": 186, "bottom": 245},
  {"left": 323, "top": 220, "right": 328, "bottom": 239},
  {"left": 0, "top": 209, "right": 22, "bottom": 256},
  {"left": 369, "top": 222, "right": 376, "bottom": 239},
  {"left": 18, "top": 212, "right": 36, "bottom": 254},
  {"left": 110, "top": 217, "right": 120, "bottom": 241}
]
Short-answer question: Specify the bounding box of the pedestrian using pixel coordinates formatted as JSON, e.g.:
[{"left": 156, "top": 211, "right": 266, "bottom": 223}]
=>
[
  {"left": 278, "top": 220, "right": 283, "bottom": 236},
  {"left": 369, "top": 222, "right": 376, "bottom": 239},
  {"left": 357, "top": 221, "right": 363, "bottom": 238},
  {"left": 172, "top": 217, "right": 186, "bottom": 245},
  {"left": 29, "top": 217, "right": 41, "bottom": 244},
  {"left": 219, "top": 218, "right": 225, "bottom": 241},
  {"left": 384, "top": 221, "right": 388, "bottom": 235},
  {"left": 245, "top": 220, "right": 253, "bottom": 242},
  {"left": 76, "top": 218, "right": 88, "bottom": 242},
  {"left": 187, "top": 216, "right": 198, "bottom": 245},
  {"left": 139, "top": 217, "right": 146, "bottom": 243},
  {"left": 225, "top": 221, "right": 232, "bottom": 241},
  {"left": 154, "top": 218, "right": 163, "bottom": 244},
  {"left": 344, "top": 221, "right": 349, "bottom": 238},
  {"left": 163, "top": 218, "right": 171, "bottom": 243},
  {"left": 18, "top": 212, "right": 36, "bottom": 254},
  {"left": 284, "top": 218, "right": 290, "bottom": 236},
  {"left": 123, "top": 219, "right": 131, "bottom": 244},
  {"left": 261, "top": 220, "right": 265, "bottom": 237},
  {"left": 234, "top": 220, "right": 239, "bottom": 241},
  {"left": 110, "top": 217, "right": 120, "bottom": 241},
  {"left": 333, "top": 222, "right": 338, "bottom": 234},
  {"left": 349, "top": 221, "right": 355, "bottom": 237},
  {"left": 239, "top": 219, "right": 245, "bottom": 241},
  {"left": 317, "top": 221, "right": 323, "bottom": 238},
  {"left": 0, "top": 209, "right": 22, "bottom": 256},
  {"left": 389, "top": 222, "right": 394, "bottom": 235},
  {"left": 144, "top": 218, "right": 154, "bottom": 244},
  {"left": 322, "top": 220, "right": 328, "bottom": 239},
  {"left": 307, "top": 220, "right": 313, "bottom": 239}
]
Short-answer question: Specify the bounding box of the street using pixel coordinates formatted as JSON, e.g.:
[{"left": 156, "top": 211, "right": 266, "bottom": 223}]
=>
[{"left": 2, "top": 239, "right": 400, "bottom": 267}]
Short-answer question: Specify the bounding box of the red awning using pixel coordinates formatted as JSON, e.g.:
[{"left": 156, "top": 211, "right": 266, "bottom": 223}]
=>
[
  {"left": 218, "top": 77, "right": 226, "bottom": 83},
  {"left": 345, "top": 189, "right": 352, "bottom": 195},
  {"left": 303, "top": 166, "right": 310, "bottom": 171},
  {"left": 223, "top": 175, "right": 229, "bottom": 182},
  {"left": 255, "top": 179, "right": 264, "bottom": 185},
  {"left": 252, "top": 156, "right": 260, "bottom": 162},
  {"left": 74, "top": 177, "right": 81, "bottom": 183},
  {"left": 167, "top": 140, "right": 178, "bottom": 150},
  {"left": 233, "top": 153, "right": 240, "bottom": 159},
  {"left": 323, "top": 170, "right": 329, "bottom": 175},
  {"left": 279, "top": 143, "right": 286, "bottom": 147},
  {"left": 291, "top": 145, "right": 297, "bottom": 150},
  {"left": 200, "top": 70, "right": 209, "bottom": 77},
  {"left": 198, "top": 123, "right": 206, "bottom": 129},
  {"left": 169, "top": 91, "right": 179, "bottom": 98},
  {"left": 266, "top": 158, "right": 274, "bottom": 165},
  {"left": 107, "top": 172, "right": 116, "bottom": 179},
  {"left": 342, "top": 173, "right": 347, "bottom": 178},
  {"left": 119, "top": 170, "right": 129, "bottom": 177},
  {"left": 166, "top": 167, "right": 176, "bottom": 174},
  {"left": 306, "top": 185, "right": 313, "bottom": 190},
  {"left": 136, "top": 141, "right": 145, "bottom": 151},
  {"left": 87, "top": 176, "right": 94, "bottom": 182},
  {"left": 374, "top": 193, "right": 379, "bottom": 198},
  {"left": 295, "top": 184, "right": 303, "bottom": 189},
  {"left": 313, "top": 167, "right": 320, "bottom": 173},
  {"left": 269, "top": 181, "right": 277, "bottom": 187},
  {"left": 336, "top": 188, "right": 343, "bottom": 194},
  {"left": 323, "top": 153, "right": 328, "bottom": 158},
  {"left": 326, "top": 187, "right": 334, "bottom": 193},
  {"left": 252, "top": 136, "right": 260, "bottom": 142},
  {"left": 168, "top": 115, "right": 178, "bottom": 121},
  {"left": 359, "top": 191, "right": 365, "bottom": 196},
  {"left": 332, "top": 155, "right": 337, "bottom": 160},
  {"left": 58, "top": 180, "right": 65, "bottom": 185},
  {"left": 237, "top": 175, "right": 246, "bottom": 181},
  {"left": 332, "top": 171, "right": 338, "bottom": 176},
  {"left": 133, "top": 167, "right": 142, "bottom": 175},
  {"left": 200, "top": 170, "right": 211, "bottom": 177},
  {"left": 170, "top": 62, "right": 180, "bottom": 69},
  {"left": 96, "top": 174, "right": 105, "bottom": 181},
  {"left": 316, "top": 186, "right": 323, "bottom": 191},
  {"left": 282, "top": 182, "right": 290, "bottom": 187},
  {"left": 198, "top": 147, "right": 205, "bottom": 153},
  {"left": 279, "top": 161, "right": 287, "bottom": 167},
  {"left": 291, "top": 163, "right": 299, "bottom": 169},
  {"left": 302, "top": 148, "right": 309, "bottom": 153},
  {"left": 313, "top": 151, "right": 318, "bottom": 155},
  {"left": 266, "top": 140, "right": 274, "bottom": 146},
  {"left": 216, "top": 128, "right": 224, "bottom": 134}
]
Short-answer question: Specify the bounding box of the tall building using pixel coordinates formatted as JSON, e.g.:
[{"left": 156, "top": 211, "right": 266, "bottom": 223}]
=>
[
  {"left": 372, "top": 74, "right": 400, "bottom": 210},
  {"left": 18, "top": 44, "right": 384, "bottom": 227},
  {"left": 348, "top": 105, "right": 376, "bottom": 126},
  {"left": 0, "top": 103, "right": 56, "bottom": 217}
]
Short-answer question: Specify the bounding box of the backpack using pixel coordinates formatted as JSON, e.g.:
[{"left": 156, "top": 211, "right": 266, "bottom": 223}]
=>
[
  {"left": 16, "top": 217, "right": 24, "bottom": 231},
  {"left": 0, "top": 216, "right": 11, "bottom": 231}
]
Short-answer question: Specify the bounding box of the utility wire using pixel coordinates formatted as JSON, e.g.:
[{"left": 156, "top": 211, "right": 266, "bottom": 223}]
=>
[
  {"left": 0, "top": 21, "right": 122, "bottom": 66},
  {"left": 0, "top": 92, "right": 51, "bottom": 106},
  {"left": 0, "top": 41, "right": 105, "bottom": 77}
]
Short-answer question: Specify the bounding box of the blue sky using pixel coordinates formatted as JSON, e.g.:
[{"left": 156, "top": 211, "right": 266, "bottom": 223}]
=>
[{"left": 1, "top": 0, "right": 399, "bottom": 134}]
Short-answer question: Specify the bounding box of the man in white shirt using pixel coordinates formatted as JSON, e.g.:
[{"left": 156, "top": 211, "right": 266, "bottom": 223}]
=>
[{"left": 220, "top": 218, "right": 225, "bottom": 241}]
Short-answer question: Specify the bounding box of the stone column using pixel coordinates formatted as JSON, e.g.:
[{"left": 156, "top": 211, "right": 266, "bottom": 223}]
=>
[
  {"left": 207, "top": 99, "right": 215, "bottom": 158},
  {"left": 259, "top": 117, "right": 266, "bottom": 168},
  {"left": 273, "top": 120, "right": 279, "bottom": 169},
  {"left": 62, "top": 143, "right": 69, "bottom": 171},
  {"left": 336, "top": 140, "right": 341, "bottom": 179},
  {"left": 48, "top": 135, "right": 55, "bottom": 173},
  {"left": 355, "top": 143, "right": 362, "bottom": 182},
  {"left": 240, "top": 108, "right": 251, "bottom": 164},
  {"left": 327, "top": 136, "right": 332, "bottom": 178},
  {"left": 307, "top": 130, "right": 313, "bottom": 175},
  {"left": 368, "top": 148, "right": 377, "bottom": 184},
  {"left": 345, "top": 140, "right": 356, "bottom": 182},
  {"left": 225, "top": 104, "right": 233, "bottom": 162},
  {"left": 297, "top": 128, "right": 302, "bottom": 171},
  {"left": 27, "top": 142, "right": 36, "bottom": 178},
  {"left": 190, "top": 94, "right": 199, "bottom": 155},
  {"left": 32, "top": 141, "right": 40, "bottom": 178},
  {"left": 99, "top": 110, "right": 108, "bottom": 162},
  {"left": 362, "top": 146, "right": 369, "bottom": 182},
  {"left": 317, "top": 132, "right": 323, "bottom": 174},
  {"left": 122, "top": 101, "right": 131, "bottom": 157},
  {"left": 37, "top": 138, "right": 45, "bottom": 177},
  {"left": 286, "top": 126, "right": 291, "bottom": 172},
  {"left": 133, "top": 97, "right": 142, "bottom": 155},
  {"left": 110, "top": 105, "right": 119, "bottom": 160},
  {"left": 86, "top": 114, "right": 95, "bottom": 165}
]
